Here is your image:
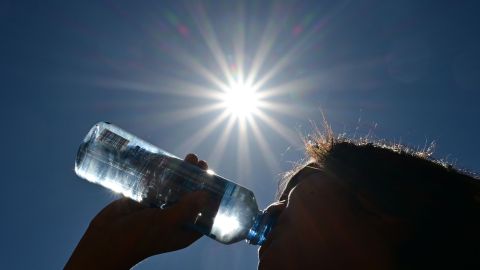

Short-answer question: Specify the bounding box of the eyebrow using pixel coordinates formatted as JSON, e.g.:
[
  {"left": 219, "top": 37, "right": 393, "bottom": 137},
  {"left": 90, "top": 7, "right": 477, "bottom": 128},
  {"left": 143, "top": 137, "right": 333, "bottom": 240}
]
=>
[{"left": 279, "top": 163, "right": 322, "bottom": 201}]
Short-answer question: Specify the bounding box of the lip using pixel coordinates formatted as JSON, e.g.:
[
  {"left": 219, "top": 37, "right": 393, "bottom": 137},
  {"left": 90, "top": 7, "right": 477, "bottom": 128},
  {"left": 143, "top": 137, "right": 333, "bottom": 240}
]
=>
[
  {"left": 258, "top": 200, "right": 286, "bottom": 259},
  {"left": 258, "top": 242, "right": 268, "bottom": 259},
  {"left": 258, "top": 228, "right": 276, "bottom": 259}
]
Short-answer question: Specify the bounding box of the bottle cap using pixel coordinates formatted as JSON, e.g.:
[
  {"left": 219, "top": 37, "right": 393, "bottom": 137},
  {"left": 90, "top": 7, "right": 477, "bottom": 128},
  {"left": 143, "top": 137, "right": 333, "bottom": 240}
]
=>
[{"left": 246, "top": 210, "right": 277, "bottom": 245}]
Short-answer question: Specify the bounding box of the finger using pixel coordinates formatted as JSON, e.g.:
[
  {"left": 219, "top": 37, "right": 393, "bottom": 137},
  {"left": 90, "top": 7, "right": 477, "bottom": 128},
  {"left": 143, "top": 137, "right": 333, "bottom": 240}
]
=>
[
  {"left": 184, "top": 153, "right": 198, "bottom": 165},
  {"left": 174, "top": 191, "right": 210, "bottom": 223},
  {"left": 117, "top": 197, "right": 146, "bottom": 212},
  {"left": 198, "top": 160, "right": 208, "bottom": 170},
  {"left": 155, "top": 191, "right": 210, "bottom": 226},
  {"left": 97, "top": 197, "right": 145, "bottom": 217},
  {"left": 90, "top": 197, "right": 147, "bottom": 228},
  {"left": 172, "top": 227, "right": 203, "bottom": 249}
]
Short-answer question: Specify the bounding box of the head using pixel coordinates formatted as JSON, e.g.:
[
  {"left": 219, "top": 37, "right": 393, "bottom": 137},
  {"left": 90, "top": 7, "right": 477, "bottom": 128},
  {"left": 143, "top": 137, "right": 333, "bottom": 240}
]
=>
[{"left": 258, "top": 133, "right": 480, "bottom": 270}]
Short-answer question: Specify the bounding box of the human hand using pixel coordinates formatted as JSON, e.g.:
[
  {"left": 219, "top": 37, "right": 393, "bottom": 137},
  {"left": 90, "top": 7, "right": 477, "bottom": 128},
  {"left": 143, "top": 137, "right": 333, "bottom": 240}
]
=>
[{"left": 65, "top": 153, "right": 210, "bottom": 270}]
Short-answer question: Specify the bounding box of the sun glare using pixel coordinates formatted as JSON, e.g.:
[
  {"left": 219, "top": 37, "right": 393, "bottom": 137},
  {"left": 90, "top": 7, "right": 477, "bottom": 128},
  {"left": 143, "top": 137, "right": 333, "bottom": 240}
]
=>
[
  {"left": 222, "top": 81, "right": 259, "bottom": 118},
  {"left": 211, "top": 212, "right": 241, "bottom": 239},
  {"left": 116, "top": 2, "right": 312, "bottom": 174}
]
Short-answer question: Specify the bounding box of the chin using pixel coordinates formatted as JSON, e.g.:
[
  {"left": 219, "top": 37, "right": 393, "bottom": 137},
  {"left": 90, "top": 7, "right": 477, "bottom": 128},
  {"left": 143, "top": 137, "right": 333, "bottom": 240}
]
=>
[
  {"left": 257, "top": 259, "right": 274, "bottom": 270},
  {"left": 258, "top": 259, "right": 297, "bottom": 270},
  {"left": 257, "top": 251, "right": 276, "bottom": 270},
  {"left": 258, "top": 252, "right": 292, "bottom": 270}
]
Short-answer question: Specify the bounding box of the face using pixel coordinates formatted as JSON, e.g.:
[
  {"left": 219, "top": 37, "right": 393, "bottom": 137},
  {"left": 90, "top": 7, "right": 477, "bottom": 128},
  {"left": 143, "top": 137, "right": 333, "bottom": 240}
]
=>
[{"left": 258, "top": 167, "right": 400, "bottom": 270}]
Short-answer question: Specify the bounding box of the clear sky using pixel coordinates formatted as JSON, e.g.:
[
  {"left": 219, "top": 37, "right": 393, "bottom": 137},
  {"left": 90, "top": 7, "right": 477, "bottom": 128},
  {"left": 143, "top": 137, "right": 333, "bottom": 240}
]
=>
[{"left": 1, "top": 0, "right": 479, "bottom": 269}]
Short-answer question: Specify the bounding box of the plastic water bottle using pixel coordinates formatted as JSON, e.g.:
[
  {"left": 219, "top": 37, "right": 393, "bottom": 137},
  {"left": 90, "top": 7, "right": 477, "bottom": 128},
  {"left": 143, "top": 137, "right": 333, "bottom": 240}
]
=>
[{"left": 74, "top": 122, "right": 273, "bottom": 245}]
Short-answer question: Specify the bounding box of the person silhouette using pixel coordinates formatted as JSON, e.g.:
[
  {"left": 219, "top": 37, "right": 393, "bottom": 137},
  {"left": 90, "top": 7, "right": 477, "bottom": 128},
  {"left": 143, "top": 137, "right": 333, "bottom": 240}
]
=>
[{"left": 66, "top": 134, "right": 480, "bottom": 270}]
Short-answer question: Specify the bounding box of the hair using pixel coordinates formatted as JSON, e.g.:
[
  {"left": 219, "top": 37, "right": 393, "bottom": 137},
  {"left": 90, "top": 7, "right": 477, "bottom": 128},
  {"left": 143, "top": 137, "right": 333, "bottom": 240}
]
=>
[{"left": 279, "top": 122, "right": 480, "bottom": 269}]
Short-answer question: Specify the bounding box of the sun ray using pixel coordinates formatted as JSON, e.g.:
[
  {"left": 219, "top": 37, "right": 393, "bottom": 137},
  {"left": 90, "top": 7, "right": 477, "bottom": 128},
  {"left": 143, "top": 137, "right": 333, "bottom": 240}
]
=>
[
  {"left": 91, "top": 76, "right": 225, "bottom": 102},
  {"left": 256, "top": 75, "right": 324, "bottom": 100},
  {"left": 149, "top": 103, "right": 225, "bottom": 125},
  {"left": 233, "top": 1, "right": 246, "bottom": 82},
  {"left": 255, "top": 110, "right": 301, "bottom": 147},
  {"left": 142, "top": 23, "right": 231, "bottom": 92},
  {"left": 252, "top": 43, "right": 304, "bottom": 92},
  {"left": 256, "top": 100, "right": 303, "bottom": 118},
  {"left": 150, "top": 33, "right": 231, "bottom": 92},
  {"left": 207, "top": 115, "right": 237, "bottom": 170},
  {"left": 173, "top": 50, "right": 231, "bottom": 92},
  {"left": 251, "top": 3, "right": 345, "bottom": 92},
  {"left": 247, "top": 116, "right": 281, "bottom": 174},
  {"left": 174, "top": 110, "right": 230, "bottom": 154},
  {"left": 92, "top": 78, "right": 169, "bottom": 95},
  {"left": 245, "top": 2, "right": 283, "bottom": 86},
  {"left": 160, "top": 78, "right": 226, "bottom": 100},
  {"left": 188, "top": 3, "right": 234, "bottom": 85},
  {"left": 117, "top": 2, "right": 346, "bottom": 174},
  {"left": 236, "top": 116, "right": 251, "bottom": 184}
]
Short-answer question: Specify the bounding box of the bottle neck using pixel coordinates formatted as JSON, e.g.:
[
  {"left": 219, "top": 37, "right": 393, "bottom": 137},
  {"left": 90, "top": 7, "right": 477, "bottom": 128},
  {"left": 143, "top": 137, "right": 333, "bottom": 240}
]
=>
[{"left": 246, "top": 210, "right": 276, "bottom": 245}]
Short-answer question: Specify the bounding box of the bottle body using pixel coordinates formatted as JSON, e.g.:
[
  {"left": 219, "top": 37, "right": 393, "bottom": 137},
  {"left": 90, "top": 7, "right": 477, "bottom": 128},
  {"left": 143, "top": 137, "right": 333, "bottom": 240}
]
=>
[{"left": 75, "top": 122, "right": 268, "bottom": 244}]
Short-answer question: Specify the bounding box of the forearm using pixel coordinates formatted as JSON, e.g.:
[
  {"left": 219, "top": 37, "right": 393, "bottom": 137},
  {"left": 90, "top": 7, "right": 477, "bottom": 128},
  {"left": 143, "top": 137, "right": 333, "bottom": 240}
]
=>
[{"left": 65, "top": 227, "right": 141, "bottom": 270}]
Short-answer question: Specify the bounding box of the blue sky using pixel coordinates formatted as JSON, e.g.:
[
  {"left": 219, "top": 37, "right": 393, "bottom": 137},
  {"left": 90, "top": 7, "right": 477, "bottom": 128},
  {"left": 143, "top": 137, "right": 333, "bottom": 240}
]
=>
[{"left": 1, "top": 0, "right": 479, "bottom": 269}]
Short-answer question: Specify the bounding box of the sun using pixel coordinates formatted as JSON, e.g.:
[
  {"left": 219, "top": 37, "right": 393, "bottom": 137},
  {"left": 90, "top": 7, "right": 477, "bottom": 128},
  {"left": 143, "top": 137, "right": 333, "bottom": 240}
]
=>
[{"left": 222, "top": 80, "right": 259, "bottom": 118}]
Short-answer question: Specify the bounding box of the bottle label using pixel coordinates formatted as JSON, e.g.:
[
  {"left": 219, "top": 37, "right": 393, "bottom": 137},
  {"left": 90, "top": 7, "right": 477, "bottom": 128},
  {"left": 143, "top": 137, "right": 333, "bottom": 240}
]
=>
[{"left": 98, "top": 129, "right": 129, "bottom": 150}]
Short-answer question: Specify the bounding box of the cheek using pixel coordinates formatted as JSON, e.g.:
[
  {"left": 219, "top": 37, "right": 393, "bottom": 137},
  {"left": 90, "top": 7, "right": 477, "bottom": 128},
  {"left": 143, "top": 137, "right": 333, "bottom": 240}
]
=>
[
  {"left": 258, "top": 226, "right": 306, "bottom": 270},
  {"left": 260, "top": 203, "right": 323, "bottom": 266},
  {"left": 283, "top": 188, "right": 330, "bottom": 233},
  {"left": 275, "top": 187, "right": 350, "bottom": 250}
]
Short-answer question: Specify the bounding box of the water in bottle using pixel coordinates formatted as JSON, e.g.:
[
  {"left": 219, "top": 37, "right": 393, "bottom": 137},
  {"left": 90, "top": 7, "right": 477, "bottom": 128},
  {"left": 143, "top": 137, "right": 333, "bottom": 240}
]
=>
[{"left": 74, "top": 122, "right": 273, "bottom": 245}]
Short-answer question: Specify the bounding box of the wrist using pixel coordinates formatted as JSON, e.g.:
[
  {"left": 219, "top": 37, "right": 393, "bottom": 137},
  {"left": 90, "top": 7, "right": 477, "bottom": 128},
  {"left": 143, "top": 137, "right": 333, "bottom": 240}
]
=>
[{"left": 65, "top": 226, "right": 142, "bottom": 270}]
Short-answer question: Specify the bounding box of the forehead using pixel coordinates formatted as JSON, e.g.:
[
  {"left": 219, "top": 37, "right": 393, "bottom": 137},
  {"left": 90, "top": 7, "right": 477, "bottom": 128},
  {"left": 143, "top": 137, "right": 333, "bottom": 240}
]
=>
[{"left": 279, "top": 164, "right": 323, "bottom": 201}]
